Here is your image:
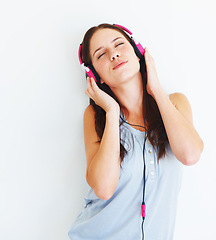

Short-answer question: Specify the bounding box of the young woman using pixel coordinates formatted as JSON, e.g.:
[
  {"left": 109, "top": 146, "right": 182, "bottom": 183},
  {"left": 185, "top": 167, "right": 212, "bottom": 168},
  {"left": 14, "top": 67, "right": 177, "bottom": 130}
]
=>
[{"left": 68, "top": 24, "right": 204, "bottom": 240}]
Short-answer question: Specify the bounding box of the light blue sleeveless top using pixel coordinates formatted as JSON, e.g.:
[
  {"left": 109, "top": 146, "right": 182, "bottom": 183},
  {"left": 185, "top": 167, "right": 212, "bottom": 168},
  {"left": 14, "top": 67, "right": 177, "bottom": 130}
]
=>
[{"left": 68, "top": 112, "right": 183, "bottom": 240}]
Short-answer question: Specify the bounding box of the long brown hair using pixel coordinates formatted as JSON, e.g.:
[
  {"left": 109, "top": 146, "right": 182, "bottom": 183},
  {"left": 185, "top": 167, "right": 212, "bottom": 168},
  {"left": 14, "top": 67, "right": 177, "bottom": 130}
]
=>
[{"left": 81, "top": 23, "right": 168, "bottom": 161}]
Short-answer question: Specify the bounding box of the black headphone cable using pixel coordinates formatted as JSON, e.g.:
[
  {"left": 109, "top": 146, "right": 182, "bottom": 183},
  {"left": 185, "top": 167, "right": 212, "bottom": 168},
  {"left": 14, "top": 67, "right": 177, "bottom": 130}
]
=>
[{"left": 119, "top": 114, "right": 147, "bottom": 240}]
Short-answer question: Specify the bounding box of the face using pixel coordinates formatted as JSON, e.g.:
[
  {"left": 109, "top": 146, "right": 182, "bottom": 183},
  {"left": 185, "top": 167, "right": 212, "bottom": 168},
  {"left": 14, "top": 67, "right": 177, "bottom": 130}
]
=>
[{"left": 89, "top": 28, "right": 140, "bottom": 88}]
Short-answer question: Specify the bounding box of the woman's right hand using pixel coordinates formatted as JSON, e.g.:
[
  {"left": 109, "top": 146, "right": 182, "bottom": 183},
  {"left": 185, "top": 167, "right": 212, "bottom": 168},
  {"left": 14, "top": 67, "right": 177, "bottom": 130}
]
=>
[{"left": 85, "top": 77, "right": 120, "bottom": 114}]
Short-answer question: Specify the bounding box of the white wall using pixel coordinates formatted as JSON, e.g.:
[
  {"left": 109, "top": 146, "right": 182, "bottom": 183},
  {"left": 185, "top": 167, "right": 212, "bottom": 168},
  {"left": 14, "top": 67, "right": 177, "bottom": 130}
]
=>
[{"left": 0, "top": 0, "right": 215, "bottom": 239}]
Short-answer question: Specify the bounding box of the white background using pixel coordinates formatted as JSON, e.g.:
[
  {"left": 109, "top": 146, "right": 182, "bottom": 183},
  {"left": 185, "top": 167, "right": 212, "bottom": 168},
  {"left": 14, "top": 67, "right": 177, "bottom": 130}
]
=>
[{"left": 0, "top": 0, "right": 215, "bottom": 239}]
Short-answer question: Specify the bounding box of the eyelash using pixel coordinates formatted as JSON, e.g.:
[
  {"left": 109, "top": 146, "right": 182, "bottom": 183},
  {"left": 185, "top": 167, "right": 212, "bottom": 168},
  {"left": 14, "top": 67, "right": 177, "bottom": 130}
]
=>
[
  {"left": 97, "top": 42, "right": 124, "bottom": 60},
  {"left": 98, "top": 53, "right": 105, "bottom": 59},
  {"left": 116, "top": 42, "right": 124, "bottom": 47}
]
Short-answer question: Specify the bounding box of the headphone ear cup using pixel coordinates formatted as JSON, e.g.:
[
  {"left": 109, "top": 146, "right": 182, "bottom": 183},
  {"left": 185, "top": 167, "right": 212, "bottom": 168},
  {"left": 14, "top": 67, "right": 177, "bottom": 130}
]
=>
[
  {"left": 85, "top": 65, "right": 101, "bottom": 85},
  {"left": 130, "top": 39, "right": 145, "bottom": 61},
  {"left": 130, "top": 39, "right": 146, "bottom": 72}
]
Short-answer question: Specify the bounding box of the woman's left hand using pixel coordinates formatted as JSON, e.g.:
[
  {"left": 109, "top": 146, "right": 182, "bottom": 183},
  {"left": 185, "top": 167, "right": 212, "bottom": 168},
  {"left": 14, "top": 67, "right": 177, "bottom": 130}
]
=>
[{"left": 144, "top": 48, "right": 163, "bottom": 98}]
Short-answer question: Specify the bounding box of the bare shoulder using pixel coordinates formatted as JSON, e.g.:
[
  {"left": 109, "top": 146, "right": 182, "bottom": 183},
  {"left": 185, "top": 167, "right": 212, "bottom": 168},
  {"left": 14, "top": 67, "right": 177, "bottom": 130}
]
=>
[
  {"left": 169, "top": 92, "right": 193, "bottom": 124},
  {"left": 169, "top": 92, "right": 188, "bottom": 106}
]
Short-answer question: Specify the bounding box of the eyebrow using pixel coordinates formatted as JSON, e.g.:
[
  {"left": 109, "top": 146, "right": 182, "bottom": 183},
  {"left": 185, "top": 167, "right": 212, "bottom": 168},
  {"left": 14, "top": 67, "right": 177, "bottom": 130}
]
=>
[{"left": 93, "top": 37, "right": 124, "bottom": 57}]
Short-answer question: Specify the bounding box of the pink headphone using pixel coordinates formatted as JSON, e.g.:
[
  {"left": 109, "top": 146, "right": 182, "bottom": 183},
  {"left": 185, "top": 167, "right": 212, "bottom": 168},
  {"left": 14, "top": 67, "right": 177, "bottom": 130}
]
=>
[{"left": 78, "top": 24, "right": 145, "bottom": 85}]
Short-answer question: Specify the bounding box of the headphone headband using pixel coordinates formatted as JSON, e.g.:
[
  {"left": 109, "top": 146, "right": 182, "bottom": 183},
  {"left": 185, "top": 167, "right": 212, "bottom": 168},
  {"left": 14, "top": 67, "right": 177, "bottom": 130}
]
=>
[
  {"left": 78, "top": 44, "right": 83, "bottom": 65},
  {"left": 114, "top": 24, "right": 133, "bottom": 35},
  {"left": 78, "top": 24, "right": 145, "bottom": 84}
]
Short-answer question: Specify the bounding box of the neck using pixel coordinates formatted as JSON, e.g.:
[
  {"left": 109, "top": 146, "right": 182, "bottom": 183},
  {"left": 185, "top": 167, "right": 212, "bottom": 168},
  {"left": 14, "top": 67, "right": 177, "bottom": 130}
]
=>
[{"left": 110, "top": 71, "right": 144, "bottom": 118}]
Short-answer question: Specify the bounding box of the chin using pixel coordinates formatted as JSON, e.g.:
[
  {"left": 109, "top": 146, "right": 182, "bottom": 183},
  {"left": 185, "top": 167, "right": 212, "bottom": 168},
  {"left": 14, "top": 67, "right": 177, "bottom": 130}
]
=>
[
  {"left": 103, "top": 63, "right": 140, "bottom": 87},
  {"left": 119, "top": 66, "right": 141, "bottom": 82}
]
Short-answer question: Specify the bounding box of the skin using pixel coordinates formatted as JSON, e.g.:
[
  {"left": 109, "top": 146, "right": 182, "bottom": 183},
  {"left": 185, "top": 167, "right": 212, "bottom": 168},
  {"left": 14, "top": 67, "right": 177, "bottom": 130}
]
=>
[{"left": 83, "top": 28, "right": 204, "bottom": 200}]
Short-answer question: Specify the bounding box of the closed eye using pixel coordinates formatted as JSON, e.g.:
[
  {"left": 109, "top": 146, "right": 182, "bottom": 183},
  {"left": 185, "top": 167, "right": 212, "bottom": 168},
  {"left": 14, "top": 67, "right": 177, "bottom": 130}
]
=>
[
  {"left": 97, "top": 42, "right": 124, "bottom": 59},
  {"left": 98, "top": 52, "right": 105, "bottom": 59},
  {"left": 115, "top": 42, "right": 124, "bottom": 47}
]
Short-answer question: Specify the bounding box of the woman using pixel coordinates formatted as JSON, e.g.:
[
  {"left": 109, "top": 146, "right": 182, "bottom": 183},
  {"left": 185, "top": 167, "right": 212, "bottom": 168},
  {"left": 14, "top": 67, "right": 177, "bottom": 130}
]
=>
[{"left": 68, "top": 23, "right": 204, "bottom": 240}]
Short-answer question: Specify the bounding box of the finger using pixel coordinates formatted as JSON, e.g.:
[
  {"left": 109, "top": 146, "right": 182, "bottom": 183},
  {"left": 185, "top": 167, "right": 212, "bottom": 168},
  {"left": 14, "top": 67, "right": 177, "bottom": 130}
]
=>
[
  {"left": 86, "top": 77, "right": 94, "bottom": 96},
  {"left": 86, "top": 77, "right": 93, "bottom": 90},
  {"left": 144, "top": 48, "right": 150, "bottom": 63},
  {"left": 86, "top": 77, "right": 91, "bottom": 92},
  {"left": 144, "top": 48, "right": 150, "bottom": 58},
  {"left": 85, "top": 89, "right": 90, "bottom": 97},
  {"left": 85, "top": 86, "right": 95, "bottom": 99},
  {"left": 90, "top": 77, "right": 99, "bottom": 92},
  {"left": 144, "top": 47, "right": 148, "bottom": 54},
  {"left": 145, "top": 48, "right": 154, "bottom": 61}
]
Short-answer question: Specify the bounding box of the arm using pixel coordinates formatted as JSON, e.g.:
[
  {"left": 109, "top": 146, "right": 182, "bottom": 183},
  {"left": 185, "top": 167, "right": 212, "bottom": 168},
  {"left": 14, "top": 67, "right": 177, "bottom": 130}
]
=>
[
  {"left": 84, "top": 78, "right": 121, "bottom": 200},
  {"left": 144, "top": 48, "right": 204, "bottom": 165}
]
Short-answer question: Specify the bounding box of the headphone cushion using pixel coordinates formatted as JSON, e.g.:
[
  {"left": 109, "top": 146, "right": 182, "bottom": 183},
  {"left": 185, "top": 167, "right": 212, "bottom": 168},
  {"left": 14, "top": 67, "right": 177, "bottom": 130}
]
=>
[
  {"left": 130, "top": 39, "right": 146, "bottom": 72},
  {"left": 130, "top": 39, "right": 145, "bottom": 61},
  {"left": 85, "top": 65, "right": 101, "bottom": 84}
]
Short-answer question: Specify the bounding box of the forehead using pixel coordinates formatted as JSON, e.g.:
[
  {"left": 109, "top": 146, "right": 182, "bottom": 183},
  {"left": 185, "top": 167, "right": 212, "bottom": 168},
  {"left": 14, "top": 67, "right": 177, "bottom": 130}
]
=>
[{"left": 89, "top": 28, "right": 126, "bottom": 54}]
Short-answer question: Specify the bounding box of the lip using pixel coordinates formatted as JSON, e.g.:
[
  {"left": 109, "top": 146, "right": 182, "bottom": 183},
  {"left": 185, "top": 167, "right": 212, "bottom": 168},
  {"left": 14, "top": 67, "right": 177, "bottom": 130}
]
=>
[{"left": 113, "top": 60, "right": 128, "bottom": 70}]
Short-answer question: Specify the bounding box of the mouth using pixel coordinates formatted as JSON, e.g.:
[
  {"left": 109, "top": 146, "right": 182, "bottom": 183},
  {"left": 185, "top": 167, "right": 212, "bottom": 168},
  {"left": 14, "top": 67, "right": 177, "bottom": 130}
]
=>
[{"left": 113, "top": 61, "right": 128, "bottom": 70}]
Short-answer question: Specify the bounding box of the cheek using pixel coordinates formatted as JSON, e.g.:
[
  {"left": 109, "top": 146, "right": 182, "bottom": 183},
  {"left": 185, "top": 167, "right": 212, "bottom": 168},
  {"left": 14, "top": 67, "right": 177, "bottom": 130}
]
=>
[
  {"left": 93, "top": 60, "right": 109, "bottom": 78},
  {"left": 126, "top": 49, "right": 140, "bottom": 70}
]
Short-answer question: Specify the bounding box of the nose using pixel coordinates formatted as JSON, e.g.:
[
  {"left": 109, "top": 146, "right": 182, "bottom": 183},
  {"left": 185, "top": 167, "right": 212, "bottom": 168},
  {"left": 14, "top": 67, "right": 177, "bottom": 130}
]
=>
[{"left": 111, "top": 53, "right": 120, "bottom": 61}]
